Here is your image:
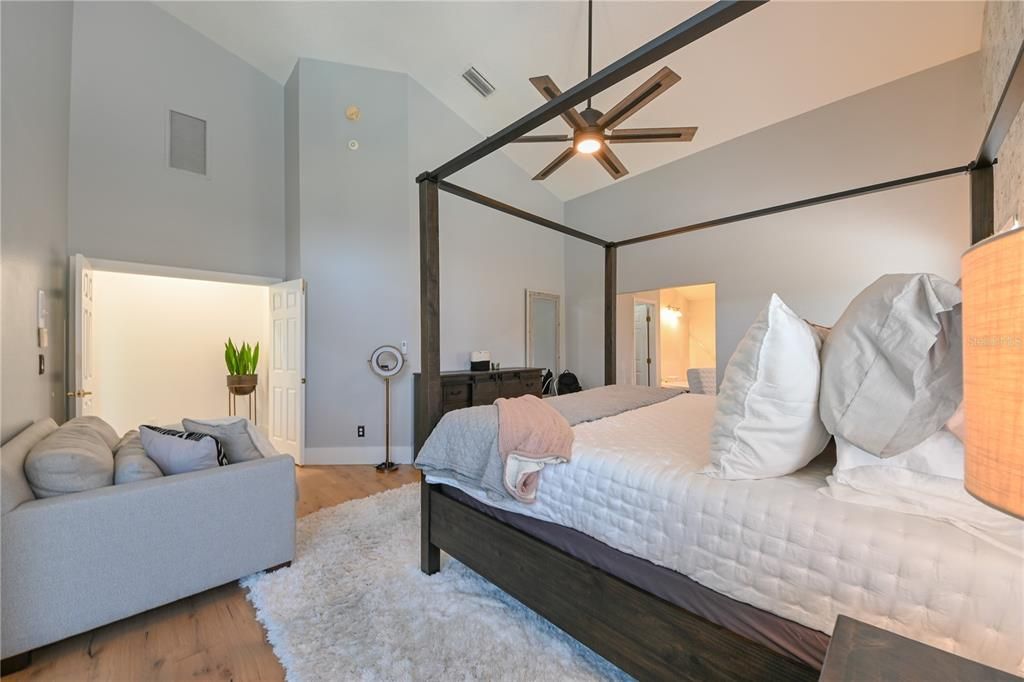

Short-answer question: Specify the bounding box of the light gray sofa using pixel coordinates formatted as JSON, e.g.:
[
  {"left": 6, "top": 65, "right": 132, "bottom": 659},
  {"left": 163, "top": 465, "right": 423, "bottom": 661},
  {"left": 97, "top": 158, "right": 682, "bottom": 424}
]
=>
[{"left": 1, "top": 418, "right": 296, "bottom": 665}]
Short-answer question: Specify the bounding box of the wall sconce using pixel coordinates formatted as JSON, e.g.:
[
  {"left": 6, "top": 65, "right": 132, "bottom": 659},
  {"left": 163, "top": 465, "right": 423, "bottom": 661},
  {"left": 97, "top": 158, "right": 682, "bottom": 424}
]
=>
[{"left": 665, "top": 305, "right": 682, "bottom": 318}]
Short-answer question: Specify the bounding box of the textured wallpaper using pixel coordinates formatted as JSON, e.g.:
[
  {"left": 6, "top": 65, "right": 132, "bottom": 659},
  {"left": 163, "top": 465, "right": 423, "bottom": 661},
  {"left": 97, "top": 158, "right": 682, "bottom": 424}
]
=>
[{"left": 981, "top": 1, "right": 1024, "bottom": 230}]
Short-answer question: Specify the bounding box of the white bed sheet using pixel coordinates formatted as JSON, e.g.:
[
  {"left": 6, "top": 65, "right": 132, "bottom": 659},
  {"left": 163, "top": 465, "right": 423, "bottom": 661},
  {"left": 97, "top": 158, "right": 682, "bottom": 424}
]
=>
[{"left": 427, "top": 394, "right": 1024, "bottom": 674}]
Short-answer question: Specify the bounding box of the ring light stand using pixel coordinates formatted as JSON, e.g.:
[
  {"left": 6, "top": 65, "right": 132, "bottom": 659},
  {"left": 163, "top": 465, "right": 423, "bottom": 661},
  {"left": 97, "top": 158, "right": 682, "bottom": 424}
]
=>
[{"left": 369, "top": 345, "right": 405, "bottom": 473}]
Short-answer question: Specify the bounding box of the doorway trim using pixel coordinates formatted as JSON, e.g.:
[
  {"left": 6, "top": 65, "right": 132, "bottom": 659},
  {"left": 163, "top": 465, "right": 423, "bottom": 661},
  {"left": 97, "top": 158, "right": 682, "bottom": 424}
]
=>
[{"left": 86, "top": 258, "right": 283, "bottom": 286}]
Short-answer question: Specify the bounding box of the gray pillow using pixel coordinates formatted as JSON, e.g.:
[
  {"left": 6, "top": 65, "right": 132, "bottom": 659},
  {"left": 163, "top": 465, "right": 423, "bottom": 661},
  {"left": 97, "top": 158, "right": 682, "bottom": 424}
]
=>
[
  {"left": 819, "top": 273, "right": 962, "bottom": 457},
  {"left": 182, "top": 418, "right": 263, "bottom": 464},
  {"left": 24, "top": 419, "right": 115, "bottom": 498},
  {"left": 113, "top": 430, "right": 164, "bottom": 484},
  {"left": 139, "top": 426, "right": 220, "bottom": 475}
]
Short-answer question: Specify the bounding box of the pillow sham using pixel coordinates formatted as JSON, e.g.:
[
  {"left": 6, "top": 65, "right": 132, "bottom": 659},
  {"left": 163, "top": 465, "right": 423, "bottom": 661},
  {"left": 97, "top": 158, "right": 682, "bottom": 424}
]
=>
[
  {"left": 819, "top": 273, "right": 962, "bottom": 457},
  {"left": 823, "top": 432, "right": 1023, "bottom": 557},
  {"left": 181, "top": 417, "right": 270, "bottom": 463},
  {"left": 704, "top": 294, "right": 830, "bottom": 479},
  {"left": 139, "top": 425, "right": 223, "bottom": 475}
]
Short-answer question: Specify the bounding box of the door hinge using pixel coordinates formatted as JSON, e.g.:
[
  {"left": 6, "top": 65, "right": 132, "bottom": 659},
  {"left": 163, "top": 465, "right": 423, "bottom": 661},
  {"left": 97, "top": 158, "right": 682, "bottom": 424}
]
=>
[{"left": 301, "top": 378, "right": 307, "bottom": 384}]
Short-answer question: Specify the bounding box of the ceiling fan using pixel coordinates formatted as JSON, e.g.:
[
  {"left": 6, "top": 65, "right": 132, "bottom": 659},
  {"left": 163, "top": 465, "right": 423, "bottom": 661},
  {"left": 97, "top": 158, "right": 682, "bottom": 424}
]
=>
[{"left": 512, "top": 0, "right": 697, "bottom": 181}]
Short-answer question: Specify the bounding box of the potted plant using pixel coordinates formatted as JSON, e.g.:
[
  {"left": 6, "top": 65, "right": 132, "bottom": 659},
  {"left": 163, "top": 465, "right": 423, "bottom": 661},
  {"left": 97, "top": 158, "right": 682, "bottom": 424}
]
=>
[{"left": 225, "top": 338, "right": 260, "bottom": 395}]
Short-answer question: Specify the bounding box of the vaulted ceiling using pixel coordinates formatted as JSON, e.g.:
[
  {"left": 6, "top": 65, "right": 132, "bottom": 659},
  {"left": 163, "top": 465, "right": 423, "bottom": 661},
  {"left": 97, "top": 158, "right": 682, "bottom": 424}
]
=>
[{"left": 159, "top": 1, "right": 984, "bottom": 200}]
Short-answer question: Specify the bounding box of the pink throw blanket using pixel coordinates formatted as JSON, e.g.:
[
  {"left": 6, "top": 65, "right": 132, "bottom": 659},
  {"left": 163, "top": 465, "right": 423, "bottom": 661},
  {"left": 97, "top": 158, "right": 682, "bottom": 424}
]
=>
[{"left": 495, "top": 394, "right": 574, "bottom": 503}]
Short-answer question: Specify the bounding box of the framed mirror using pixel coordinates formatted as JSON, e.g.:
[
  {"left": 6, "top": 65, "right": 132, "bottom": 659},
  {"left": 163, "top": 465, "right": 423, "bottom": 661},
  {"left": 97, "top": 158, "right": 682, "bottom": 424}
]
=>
[{"left": 526, "top": 290, "right": 560, "bottom": 375}]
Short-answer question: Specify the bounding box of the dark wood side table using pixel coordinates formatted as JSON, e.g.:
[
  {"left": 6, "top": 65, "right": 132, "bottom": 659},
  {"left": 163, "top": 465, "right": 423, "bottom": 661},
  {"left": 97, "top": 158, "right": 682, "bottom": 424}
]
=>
[{"left": 820, "top": 615, "right": 1020, "bottom": 681}]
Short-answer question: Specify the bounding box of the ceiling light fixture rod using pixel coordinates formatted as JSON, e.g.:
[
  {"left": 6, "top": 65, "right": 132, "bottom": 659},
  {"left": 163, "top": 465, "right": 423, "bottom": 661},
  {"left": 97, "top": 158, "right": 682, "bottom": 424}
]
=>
[
  {"left": 587, "top": 0, "right": 594, "bottom": 109},
  {"left": 422, "top": 0, "right": 765, "bottom": 182}
]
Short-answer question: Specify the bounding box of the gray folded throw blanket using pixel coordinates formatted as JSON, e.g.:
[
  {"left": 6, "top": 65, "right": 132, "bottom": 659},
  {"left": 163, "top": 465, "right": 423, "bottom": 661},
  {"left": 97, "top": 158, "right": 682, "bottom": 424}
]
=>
[{"left": 415, "top": 385, "right": 684, "bottom": 503}]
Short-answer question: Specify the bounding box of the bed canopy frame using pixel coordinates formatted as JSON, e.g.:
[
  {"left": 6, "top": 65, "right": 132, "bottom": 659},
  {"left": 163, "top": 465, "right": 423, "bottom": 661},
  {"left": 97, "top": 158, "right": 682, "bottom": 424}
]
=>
[{"left": 415, "top": 2, "right": 1024, "bottom": 678}]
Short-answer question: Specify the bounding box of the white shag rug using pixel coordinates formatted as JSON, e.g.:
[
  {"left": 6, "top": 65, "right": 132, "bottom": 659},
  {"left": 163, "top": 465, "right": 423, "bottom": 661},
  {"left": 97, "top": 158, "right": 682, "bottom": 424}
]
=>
[{"left": 242, "top": 484, "right": 629, "bottom": 682}]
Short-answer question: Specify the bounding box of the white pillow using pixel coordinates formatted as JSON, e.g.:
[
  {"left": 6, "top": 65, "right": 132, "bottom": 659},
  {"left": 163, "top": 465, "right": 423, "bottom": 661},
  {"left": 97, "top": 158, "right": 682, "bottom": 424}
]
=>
[
  {"left": 704, "top": 294, "right": 830, "bottom": 479},
  {"left": 833, "top": 428, "right": 964, "bottom": 481},
  {"left": 823, "top": 432, "right": 1023, "bottom": 557}
]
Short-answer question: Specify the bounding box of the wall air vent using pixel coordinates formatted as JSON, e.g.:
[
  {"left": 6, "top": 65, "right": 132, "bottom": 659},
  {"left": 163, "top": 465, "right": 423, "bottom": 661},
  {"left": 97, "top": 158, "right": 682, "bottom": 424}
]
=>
[
  {"left": 168, "top": 110, "right": 207, "bottom": 175},
  {"left": 462, "top": 67, "right": 495, "bottom": 98}
]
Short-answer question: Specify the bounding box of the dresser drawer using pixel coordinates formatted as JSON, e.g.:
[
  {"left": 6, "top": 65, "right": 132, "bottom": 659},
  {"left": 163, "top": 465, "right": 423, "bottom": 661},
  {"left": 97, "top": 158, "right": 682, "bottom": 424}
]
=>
[{"left": 472, "top": 376, "right": 500, "bottom": 406}]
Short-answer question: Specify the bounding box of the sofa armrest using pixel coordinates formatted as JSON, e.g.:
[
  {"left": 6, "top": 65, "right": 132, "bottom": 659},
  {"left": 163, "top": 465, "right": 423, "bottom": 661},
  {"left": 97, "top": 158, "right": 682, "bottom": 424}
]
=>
[{"left": 1, "top": 455, "right": 295, "bottom": 657}]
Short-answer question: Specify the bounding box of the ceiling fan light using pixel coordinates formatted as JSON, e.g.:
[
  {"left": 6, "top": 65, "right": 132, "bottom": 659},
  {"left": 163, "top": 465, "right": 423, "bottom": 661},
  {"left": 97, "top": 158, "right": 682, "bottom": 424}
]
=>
[{"left": 574, "top": 130, "right": 603, "bottom": 154}]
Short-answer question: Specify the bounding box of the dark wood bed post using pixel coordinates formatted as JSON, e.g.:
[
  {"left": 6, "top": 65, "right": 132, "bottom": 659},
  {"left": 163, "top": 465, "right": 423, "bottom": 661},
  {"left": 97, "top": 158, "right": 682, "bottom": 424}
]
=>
[
  {"left": 970, "top": 165, "right": 995, "bottom": 245},
  {"left": 419, "top": 177, "right": 442, "bottom": 575},
  {"left": 604, "top": 244, "right": 617, "bottom": 385}
]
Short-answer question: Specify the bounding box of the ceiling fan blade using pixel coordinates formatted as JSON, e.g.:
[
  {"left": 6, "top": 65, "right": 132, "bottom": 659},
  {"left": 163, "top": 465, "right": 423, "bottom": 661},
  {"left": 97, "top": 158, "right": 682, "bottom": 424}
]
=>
[
  {"left": 513, "top": 134, "right": 573, "bottom": 143},
  {"left": 593, "top": 145, "right": 628, "bottom": 180},
  {"left": 597, "top": 67, "right": 682, "bottom": 130},
  {"left": 529, "top": 75, "right": 587, "bottom": 130},
  {"left": 606, "top": 127, "right": 697, "bottom": 143},
  {"left": 533, "top": 147, "right": 577, "bottom": 181}
]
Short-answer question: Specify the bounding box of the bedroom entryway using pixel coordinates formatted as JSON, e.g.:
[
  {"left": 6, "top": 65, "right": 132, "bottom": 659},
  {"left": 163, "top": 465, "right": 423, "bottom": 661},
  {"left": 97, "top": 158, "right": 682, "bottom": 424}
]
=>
[
  {"left": 617, "top": 283, "right": 716, "bottom": 391},
  {"left": 66, "top": 256, "right": 307, "bottom": 463}
]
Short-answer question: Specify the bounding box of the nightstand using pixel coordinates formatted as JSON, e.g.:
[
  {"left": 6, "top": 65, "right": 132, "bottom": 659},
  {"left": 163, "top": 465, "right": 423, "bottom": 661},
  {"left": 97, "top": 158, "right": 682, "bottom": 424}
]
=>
[{"left": 820, "top": 616, "right": 1020, "bottom": 681}]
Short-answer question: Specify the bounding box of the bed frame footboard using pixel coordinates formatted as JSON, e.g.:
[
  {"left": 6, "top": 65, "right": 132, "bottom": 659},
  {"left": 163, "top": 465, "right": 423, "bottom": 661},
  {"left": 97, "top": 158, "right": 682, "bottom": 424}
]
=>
[{"left": 421, "top": 482, "right": 817, "bottom": 682}]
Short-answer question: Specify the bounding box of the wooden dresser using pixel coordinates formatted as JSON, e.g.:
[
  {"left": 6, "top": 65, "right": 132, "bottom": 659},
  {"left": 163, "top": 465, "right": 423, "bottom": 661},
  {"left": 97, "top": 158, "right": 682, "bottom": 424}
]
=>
[{"left": 414, "top": 367, "right": 544, "bottom": 453}]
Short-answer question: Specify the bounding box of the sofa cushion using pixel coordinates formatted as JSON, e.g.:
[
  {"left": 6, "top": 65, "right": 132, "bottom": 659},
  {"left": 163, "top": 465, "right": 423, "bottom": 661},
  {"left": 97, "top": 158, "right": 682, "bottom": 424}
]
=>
[
  {"left": 1, "top": 418, "right": 58, "bottom": 513},
  {"left": 139, "top": 426, "right": 222, "bottom": 475},
  {"left": 182, "top": 418, "right": 267, "bottom": 463},
  {"left": 113, "top": 431, "right": 164, "bottom": 484},
  {"left": 72, "top": 415, "right": 120, "bottom": 451},
  {"left": 24, "top": 418, "right": 116, "bottom": 498}
]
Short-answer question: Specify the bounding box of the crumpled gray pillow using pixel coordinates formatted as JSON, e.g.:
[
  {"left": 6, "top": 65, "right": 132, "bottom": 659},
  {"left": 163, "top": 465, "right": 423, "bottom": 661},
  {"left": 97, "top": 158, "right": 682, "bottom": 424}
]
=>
[
  {"left": 182, "top": 418, "right": 263, "bottom": 464},
  {"left": 819, "top": 273, "right": 962, "bottom": 457}
]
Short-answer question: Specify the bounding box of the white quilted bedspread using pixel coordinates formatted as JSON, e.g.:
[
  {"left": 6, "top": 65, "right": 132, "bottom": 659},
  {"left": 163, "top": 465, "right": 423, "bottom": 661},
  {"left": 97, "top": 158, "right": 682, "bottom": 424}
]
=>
[{"left": 428, "top": 394, "right": 1024, "bottom": 674}]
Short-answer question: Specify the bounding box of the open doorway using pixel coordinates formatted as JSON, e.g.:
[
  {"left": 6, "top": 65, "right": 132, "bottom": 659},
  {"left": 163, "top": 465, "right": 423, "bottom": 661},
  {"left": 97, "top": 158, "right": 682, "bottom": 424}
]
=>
[
  {"left": 617, "top": 283, "right": 716, "bottom": 392},
  {"left": 67, "top": 256, "right": 307, "bottom": 463}
]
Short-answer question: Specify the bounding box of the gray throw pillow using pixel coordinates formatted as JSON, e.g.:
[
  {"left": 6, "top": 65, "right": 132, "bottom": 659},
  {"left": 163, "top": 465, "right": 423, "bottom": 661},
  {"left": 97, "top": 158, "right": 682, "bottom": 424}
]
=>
[
  {"left": 139, "top": 426, "right": 221, "bottom": 475},
  {"left": 24, "top": 419, "right": 116, "bottom": 498},
  {"left": 113, "top": 430, "right": 164, "bottom": 484},
  {"left": 182, "top": 418, "right": 263, "bottom": 464},
  {"left": 819, "top": 273, "right": 962, "bottom": 457}
]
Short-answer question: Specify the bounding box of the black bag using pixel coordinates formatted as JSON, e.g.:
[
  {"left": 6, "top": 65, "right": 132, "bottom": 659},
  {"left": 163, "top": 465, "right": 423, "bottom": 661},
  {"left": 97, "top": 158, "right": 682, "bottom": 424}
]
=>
[{"left": 556, "top": 370, "right": 582, "bottom": 395}]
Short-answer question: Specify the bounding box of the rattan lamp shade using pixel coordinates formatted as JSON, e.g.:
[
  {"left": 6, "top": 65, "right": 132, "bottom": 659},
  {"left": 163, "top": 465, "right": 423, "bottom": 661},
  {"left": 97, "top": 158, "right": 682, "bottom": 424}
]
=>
[{"left": 962, "top": 227, "right": 1024, "bottom": 519}]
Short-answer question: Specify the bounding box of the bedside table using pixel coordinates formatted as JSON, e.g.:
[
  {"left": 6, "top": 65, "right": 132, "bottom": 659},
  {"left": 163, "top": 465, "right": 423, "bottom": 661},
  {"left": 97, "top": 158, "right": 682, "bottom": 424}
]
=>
[{"left": 820, "top": 616, "right": 1020, "bottom": 681}]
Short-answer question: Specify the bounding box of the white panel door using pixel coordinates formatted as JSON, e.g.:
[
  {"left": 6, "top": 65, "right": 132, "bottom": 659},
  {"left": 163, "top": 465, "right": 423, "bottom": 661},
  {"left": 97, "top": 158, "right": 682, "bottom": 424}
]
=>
[
  {"left": 268, "top": 279, "right": 305, "bottom": 464},
  {"left": 69, "top": 254, "right": 98, "bottom": 417}
]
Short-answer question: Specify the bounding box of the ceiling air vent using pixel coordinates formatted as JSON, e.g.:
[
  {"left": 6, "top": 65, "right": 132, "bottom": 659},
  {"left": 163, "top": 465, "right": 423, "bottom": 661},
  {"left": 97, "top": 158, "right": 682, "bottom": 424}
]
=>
[{"left": 462, "top": 66, "right": 495, "bottom": 98}]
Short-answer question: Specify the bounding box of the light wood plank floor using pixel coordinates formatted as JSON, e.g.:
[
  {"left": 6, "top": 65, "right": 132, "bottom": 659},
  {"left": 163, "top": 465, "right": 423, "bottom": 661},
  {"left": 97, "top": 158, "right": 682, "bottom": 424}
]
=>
[{"left": 4, "top": 465, "right": 420, "bottom": 682}]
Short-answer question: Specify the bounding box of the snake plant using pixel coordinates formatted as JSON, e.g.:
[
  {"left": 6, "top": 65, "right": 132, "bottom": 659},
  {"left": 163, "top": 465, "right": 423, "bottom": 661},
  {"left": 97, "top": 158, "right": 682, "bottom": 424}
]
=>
[{"left": 225, "top": 338, "right": 260, "bottom": 375}]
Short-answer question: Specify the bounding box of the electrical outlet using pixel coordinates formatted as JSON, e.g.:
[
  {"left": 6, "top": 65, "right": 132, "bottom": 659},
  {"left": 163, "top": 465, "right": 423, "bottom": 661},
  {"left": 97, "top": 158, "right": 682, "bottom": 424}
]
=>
[{"left": 357, "top": 425, "right": 365, "bottom": 438}]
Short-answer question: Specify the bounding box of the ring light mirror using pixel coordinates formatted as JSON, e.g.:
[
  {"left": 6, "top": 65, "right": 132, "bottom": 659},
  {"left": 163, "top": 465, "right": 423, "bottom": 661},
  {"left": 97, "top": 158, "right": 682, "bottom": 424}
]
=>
[{"left": 370, "top": 345, "right": 404, "bottom": 378}]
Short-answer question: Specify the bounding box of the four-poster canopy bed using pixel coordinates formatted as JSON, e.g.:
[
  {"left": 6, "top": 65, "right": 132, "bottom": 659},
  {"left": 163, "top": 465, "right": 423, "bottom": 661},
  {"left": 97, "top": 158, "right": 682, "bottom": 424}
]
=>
[{"left": 414, "top": 1, "right": 1024, "bottom": 678}]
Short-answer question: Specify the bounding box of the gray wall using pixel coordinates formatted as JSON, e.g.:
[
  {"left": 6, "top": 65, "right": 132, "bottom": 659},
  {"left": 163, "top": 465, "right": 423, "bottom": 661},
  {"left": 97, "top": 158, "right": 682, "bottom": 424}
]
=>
[
  {"left": 565, "top": 55, "right": 983, "bottom": 389},
  {"left": 67, "top": 2, "right": 284, "bottom": 278},
  {"left": 289, "top": 59, "right": 564, "bottom": 463},
  {"left": 284, "top": 67, "right": 301, "bottom": 281},
  {"left": 981, "top": 1, "right": 1024, "bottom": 229},
  {"left": 1, "top": 1, "right": 74, "bottom": 442}
]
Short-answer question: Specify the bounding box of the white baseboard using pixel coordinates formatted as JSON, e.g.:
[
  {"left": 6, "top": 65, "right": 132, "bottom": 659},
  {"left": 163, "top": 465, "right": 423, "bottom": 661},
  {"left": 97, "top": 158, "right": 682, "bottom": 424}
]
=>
[{"left": 301, "top": 446, "right": 414, "bottom": 466}]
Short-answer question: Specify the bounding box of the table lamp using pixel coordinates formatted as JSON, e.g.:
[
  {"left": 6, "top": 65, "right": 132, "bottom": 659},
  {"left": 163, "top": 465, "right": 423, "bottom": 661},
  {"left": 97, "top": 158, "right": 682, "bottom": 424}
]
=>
[{"left": 961, "top": 224, "right": 1023, "bottom": 519}]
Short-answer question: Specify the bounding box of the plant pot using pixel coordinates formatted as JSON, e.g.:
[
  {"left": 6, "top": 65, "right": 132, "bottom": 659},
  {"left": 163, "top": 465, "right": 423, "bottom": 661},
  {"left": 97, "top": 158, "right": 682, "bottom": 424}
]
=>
[{"left": 227, "top": 374, "right": 258, "bottom": 396}]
